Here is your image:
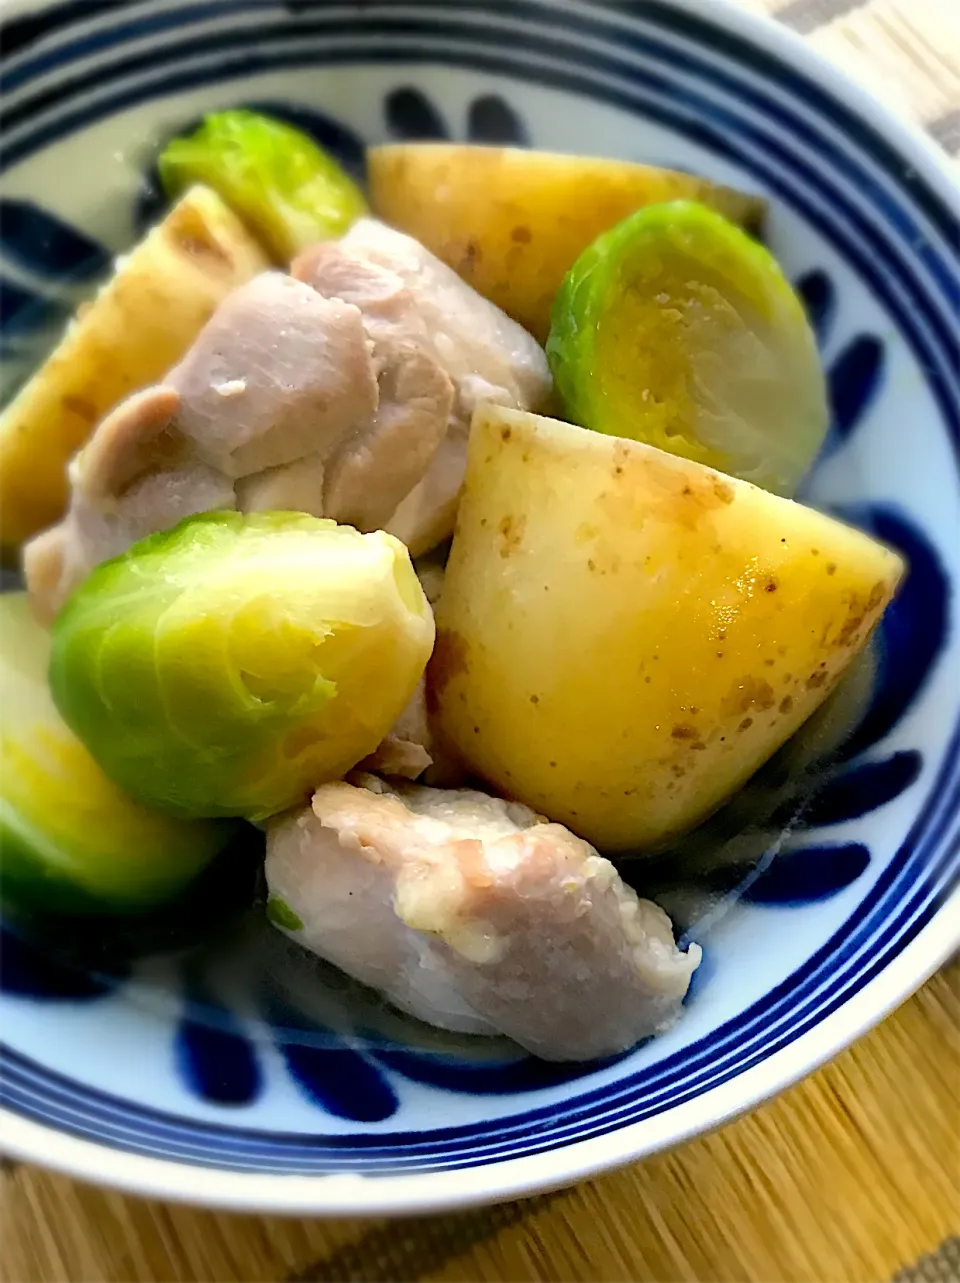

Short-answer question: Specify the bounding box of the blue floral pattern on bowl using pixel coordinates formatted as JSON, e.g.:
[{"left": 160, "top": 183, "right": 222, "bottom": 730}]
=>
[{"left": 0, "top": 0, "right": 957, "bottom": 1197}]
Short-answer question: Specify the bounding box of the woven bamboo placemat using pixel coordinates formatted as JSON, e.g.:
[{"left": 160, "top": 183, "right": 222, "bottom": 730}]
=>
[{"left": 2, "top": 1, "right": 959, "bottom": 1279}]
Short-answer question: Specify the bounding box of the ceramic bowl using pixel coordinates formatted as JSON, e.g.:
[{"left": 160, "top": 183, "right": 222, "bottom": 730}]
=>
[{"left": 1, "top": 0, "right": 958, "bottom": 1216}]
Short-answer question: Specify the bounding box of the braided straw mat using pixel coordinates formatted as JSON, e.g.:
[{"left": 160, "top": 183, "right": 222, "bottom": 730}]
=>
[{"left": 2, "top": 0, "right": 959, "bottom": 1279}]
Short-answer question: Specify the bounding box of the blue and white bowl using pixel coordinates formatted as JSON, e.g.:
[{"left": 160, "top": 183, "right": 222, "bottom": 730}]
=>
[{"left": 1, "top": 0, "right": 958, "bottom": 1215}]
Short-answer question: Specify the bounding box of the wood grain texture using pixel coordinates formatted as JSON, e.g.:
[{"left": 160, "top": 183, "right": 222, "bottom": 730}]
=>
[
  {"left": 2, "top": 1, "right": 959, "bottom": 1280},
  {"left": 804, "top": 0, "right": 960, "bottom": 139}
]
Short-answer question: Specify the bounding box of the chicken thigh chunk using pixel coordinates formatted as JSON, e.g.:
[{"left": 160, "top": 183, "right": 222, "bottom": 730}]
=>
[
  {"left": 294, "top": 218, "right": 552, "bottom": 556},
  {"left": 25, "top": 273, "right": 378, "bottom": 621},
  {"left": 266, "top": 775, "right": 700, "bottom": 1061},
  {"left": 27, "top": 225, "right": 551, "bottom": 620}
]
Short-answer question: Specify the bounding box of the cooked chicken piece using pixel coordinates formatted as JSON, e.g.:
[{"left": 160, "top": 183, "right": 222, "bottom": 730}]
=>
[
  {"left": 383, "top": 424, "right": 468, "bottom": 558},
  {"left": 358, "top": 682, "right": 434, "bottom": 780},
  {"left": 73, "top": 385, "right": 185, "bottom": 501},
  {"left": 294, "top": 218, "right": 552, "bottom": 554},
  {"left": 233, "top": 453, "right": 326, "bottom": 517},
  {"left": 169, "top": 272, "right": 378, "bottom": 478},
  {"left": 323, "top": 219, "right": 551, "bottom": 416},
  {"left": 359, "top": 560, "right": 455, "bottom": 782},
  {"left": 266, "top": 776, "right": 700, "bottom": 1060},
  {"left": 325, "top": 339, "right": 453, "bottom": 533},
  {"left": 359, "top": 677, "right": 465, "bottom": 786},
  {"left": 26, "top": 225, "right": 550, "bottom": 619},
  {"left": 24, "top": 385, "right": 237, "bottom": 624},
  {"left": 21, "top": 527, "right": 69, "bottom": 623},
  {"left": 24, "top": 273, "right": 378, "bottom": 620},
  {"left": 291, "top": 242, "right": 454, "bottom": 534}
]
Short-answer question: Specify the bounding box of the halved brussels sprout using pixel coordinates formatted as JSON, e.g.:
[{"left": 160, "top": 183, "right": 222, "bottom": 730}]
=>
[
  {"left": 159, "top": 110, "right": 368, "bottom": 261},
  {"left": 49, "top": 512, "right": 435, "bottom": 821},
  {"left": 1, "top": 592, "right": 235, "bottom": 915},
  {"left": 546, "top": 201, "right": 828, "bottom": 496}
]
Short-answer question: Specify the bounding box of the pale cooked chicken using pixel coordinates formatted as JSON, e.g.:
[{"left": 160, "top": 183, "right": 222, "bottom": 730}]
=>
[
  {"left": 289, "top": 232, "right": 455, "bottom": 534},
  {"left": 311, "top": 218, "right": 551, "bottom": 415},
  {"left": 169, "top": 272, "right": 378, "bottom": 479},
  {"left": 293, "top": 217, "right": 552, "bottom": 556},
  {"left": 25, "top": 272, "right": 379, "bottom": 621},
  {"left": 357, "top": 682, "right": 434, "bottom": 781},
  {"left": 355, "top": 555, "right": 461, "bottom": 783},
  {"left": 27, "top": 225, "right": 550, "bottom": 621},
  {"left": 265, "top": 775, "right": 701, "bottom": 1061},
  {"left": 24, "top": 385, "right": 239, "bottom": 623}
]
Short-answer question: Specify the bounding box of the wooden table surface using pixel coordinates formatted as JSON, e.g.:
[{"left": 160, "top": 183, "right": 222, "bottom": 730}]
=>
[{"left": 2, "top": 1, "right": 960, "bottom": 1280}]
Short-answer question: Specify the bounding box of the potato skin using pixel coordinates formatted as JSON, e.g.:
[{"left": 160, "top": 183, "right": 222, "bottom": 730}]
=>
[
  {"left": 431, "top": 406, "right": 903, "bottom": 853},
  {"left": 368, "top": 144, "right": 766, "bottom": 342},
  {"left": 0, "top": 185, "right": 270, "bottom": 549}
]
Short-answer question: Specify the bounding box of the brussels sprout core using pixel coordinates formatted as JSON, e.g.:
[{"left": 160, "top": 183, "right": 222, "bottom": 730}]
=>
[{"left": 50, "top": 512, "right": 435, "bottom": 821}]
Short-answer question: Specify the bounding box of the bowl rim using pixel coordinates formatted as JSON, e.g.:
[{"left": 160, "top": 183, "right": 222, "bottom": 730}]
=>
[
  {"left": 2, "top": 891, "right": 956, "bottom": 1214},
  {"left": 1, "top": 0, "right": 959, "bottom": 1214}
]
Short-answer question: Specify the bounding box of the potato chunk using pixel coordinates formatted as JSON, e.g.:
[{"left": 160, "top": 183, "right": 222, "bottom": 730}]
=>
[
  {"left": 431, "top": 406, "right": 904, "bottom": 853},
  {"left": 0, "top": 185, "right": 269, "bottom": 548}
]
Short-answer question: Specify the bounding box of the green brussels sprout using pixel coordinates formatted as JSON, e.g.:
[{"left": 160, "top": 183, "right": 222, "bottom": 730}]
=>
[
  {"left": 0, "top": 592, "right": 235, "bottom": 915},
  {"left": 49, "top": 512, "right": 435, "bottom": 821},
  {"left": 546, "top": 201, "right": 828, "bottom": 496},
  {"left": 158, "top": 109, "right": 368, "bottom": 262}
]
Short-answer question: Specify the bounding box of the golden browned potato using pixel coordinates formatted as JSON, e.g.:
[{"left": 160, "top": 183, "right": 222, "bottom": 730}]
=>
[
  {"left": 368, "top": 144, "right": 766, "bottom": 342},
  {"left": 0, "top": 185, "right": 270, "bottom": 550},
  {"left": 431, "top": 405, "right": 903, "bottom": 853}
]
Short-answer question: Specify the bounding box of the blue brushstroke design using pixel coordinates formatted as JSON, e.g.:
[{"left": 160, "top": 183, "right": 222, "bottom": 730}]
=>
[
  {"left": 174, "top": 1003, "right": 262, "bottom": 1107},
  {"left": 827, "top": 335, "right": 884, "bottom": 443},
  {"left": 266, "top": 996, "right": 398, "bottom": 1122},
  {"left": 0, "top": 278, "right": 68, "bottom": 333},
  {"left": 466, "top": 94, "right": 529, "bottom": 145},
  {"left": 385, "top": 86, "right": 449, "bottom": 140},
  {"left": 385, "top": 87, "right": 528, "bottom": 146},
  {"left": 800, "top": 752, "right": 922, "bottom": 827},
  {"left": 837, "top": 507, "right": 949, "bottom": 761},
  {"left": 0, "top": 927, "right": 124, "bottom": 1001},
  {"left": 742, "top": 843, "right": 871, "bottom": 905},
  {"left": 375, "top": 1044, "right": 623, "bottom": 1094},
  {"left": 0, "top": 199, "right": 109, "bottom": 281},
  {"left": 278, "top": 1036, "right": 399, "bottom": 1121},
  {"left": 0, "top": 0, "right": 120, "bottom": 60},
  {"left": 795, "top": 268, "right": 835, "bottom": 344}
]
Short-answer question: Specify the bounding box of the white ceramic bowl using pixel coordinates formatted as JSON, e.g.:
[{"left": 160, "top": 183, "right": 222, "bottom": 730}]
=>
[{"left": 1, "top": 0, "right": 958, "bottom": 1215}]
